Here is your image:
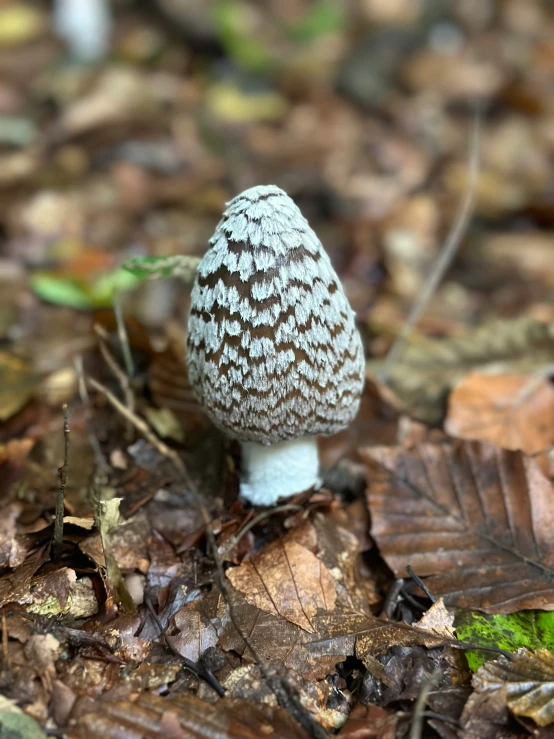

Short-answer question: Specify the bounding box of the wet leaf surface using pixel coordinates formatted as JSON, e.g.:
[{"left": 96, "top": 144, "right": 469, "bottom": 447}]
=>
[
  {"left": 472, "top": 649, "right": 554, "bottom": 727},
  {"left": 363, "top": 440, "right": 554, "bottom": 612}
]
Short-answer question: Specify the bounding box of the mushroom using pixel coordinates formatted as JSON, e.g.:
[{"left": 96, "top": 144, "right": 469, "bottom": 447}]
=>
[{"left": 186, "top": 185, "right": 365, "bottom": 505}]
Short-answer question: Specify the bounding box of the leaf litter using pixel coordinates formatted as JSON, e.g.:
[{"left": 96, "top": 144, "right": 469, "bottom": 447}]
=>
[{"left": 1, "top": 1, "right": 554, "bottom": 737}]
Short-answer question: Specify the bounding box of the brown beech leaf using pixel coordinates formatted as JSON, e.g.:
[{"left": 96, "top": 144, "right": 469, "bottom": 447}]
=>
[
  {"left": 71, "top": 692, "right": 309, "bottom": 738},
  {"left": 226, "top": 538, "right": 337, "bottom": 633},
  {"left": 473, "top": 649, "right": 554, "bottom": 727},
  {"left": 337, "top": 703, "right": 398, "bottom": 738},
  {"left": 310, "top": 611, "right": 447, "bottom": 669},
  {"left": 217, "top": 583, "right": 346, "bottom": 681},
  {"left": 363, "top": 440, "right": 554, "bottom": 612},
  {"left": 445, "top": 373, "right": 554, "bottom": 455}
]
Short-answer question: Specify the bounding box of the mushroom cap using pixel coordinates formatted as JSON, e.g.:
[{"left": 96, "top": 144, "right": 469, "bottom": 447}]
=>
[{"left": 186, "top": 185, "right": 365, "bottom": 444}]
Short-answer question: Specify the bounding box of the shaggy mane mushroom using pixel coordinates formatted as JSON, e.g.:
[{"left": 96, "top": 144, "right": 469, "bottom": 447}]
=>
[{"left": 186, "top": 185, "right": 365, "bottom": 505}]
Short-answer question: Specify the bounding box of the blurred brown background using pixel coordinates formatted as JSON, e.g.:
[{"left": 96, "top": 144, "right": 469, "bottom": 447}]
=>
[{"left": 0, "top": 0, "right": 553, "bottom": 358}]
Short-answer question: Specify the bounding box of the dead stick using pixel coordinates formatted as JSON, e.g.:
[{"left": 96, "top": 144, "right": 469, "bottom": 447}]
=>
[
  {"left": 74, "top": 356, "right": 109, "bottom": 474},
  {"left": 380, "top": 108, "right": 481, "bottom": 382},
  {"left": 144, "top": 595, "right": 224, "bottom": 697},
  {"left": 409, "top": 670, "right": 441, "bottom": 739},
  {"left": 52, "top": 404, "right": 69, "bottom": 560},
  {"left": 87, "top": 376, "right": 191, "bottom": 484},
  {"left": 113, "top": 294, "right": 135, "bottom": 380}
]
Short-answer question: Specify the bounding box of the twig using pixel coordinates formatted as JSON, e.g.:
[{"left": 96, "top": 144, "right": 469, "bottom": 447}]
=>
[
  {"left": 409, "top": 669, "right": 441, "bottom": 739},
  {"left": 52, "top": 405, "right": 70, "bottom": 561},
  {"left": 113, "top": 294, "right": 135, "bottom": 379},
  {"left": 407, "top": 566, "right": 436, "bottom": 603},
  {"left": 398, "top": 710, "right": 460, "bottom": 729},
  {"left": 383, "top": 579, "right": 405, "bottom": 619},
  {"left": 144, "top": 594, "right": 225, "bottom": 697},
  {"left": 201, "top": 506, "right": 329, "bottom": 739},
  {"left": 86, "top": 376, "right": 191, "bottom": 483},
  {"left": 74, "top": 356, "right": 109, "bottom": 474},
  {"left": 379, "top": 108, "right": 481, "bottom": 383},
  {"left": 94, "top": 322, "right": 135, "bottom": 438}
]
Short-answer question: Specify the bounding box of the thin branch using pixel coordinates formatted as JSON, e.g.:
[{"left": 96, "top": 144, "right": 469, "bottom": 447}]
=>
[
  {"left": 144, "top": 594, "right": 225, "bottom": 697},
  {"left": 380, "top": 109, "right": 481, "bottom": 382},
  {"left": 113, "top": 294, "right": 135, "bottom": 379},
  {"left": 52, "top": 404, "right": 69, "bottom": 561},
  {"left": 93, "top": 322, "right": 135, "bottom": 438},
  {"left": 86, "top": 376, "right": 192, "bottom": 484},
  {"left": 406, "top": 566, "right": 436, "bottom": 603},
  {"left": 74, "top": 356, "right": 109, "bottom": 474},
  {"left": 219, "top": 504, "right": 302, "bottom": 560},
  {"left": 409, "top": 669, "right": 441, "bottom": 739}
]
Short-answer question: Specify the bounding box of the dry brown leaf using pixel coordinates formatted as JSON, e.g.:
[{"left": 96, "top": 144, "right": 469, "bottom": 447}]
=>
[
  {"left": 337, "top": 703, "right": 398, "bottom": 739},
  {"left": 445, "top": 373, "right": 554, "bottom": 455},
  {"left": 217, "top": 583, "right": 345, "bottom": 681},
  {"left": 414, "top": 598, "right": 455, "bottom": 639},
  {"left": 71, "top": 692, "right": 310, "bottom": 739},
  {"left": 363, "top": 440, "right": 554, "bottom": 612},
  {"left": 473, "top": 649, "right": 554, "bottom": 727},
  {"left": 0, "top": 350, "right": 37, "bottom": 420},
  {"left": 171, "top": 604, "right": 219, "bottom": 664},
  {"left": 227, "top": 537, "right": 337, "bottom": 633},
  {"left": 309, "top": 611, "right": 448, "bottom": 670}
]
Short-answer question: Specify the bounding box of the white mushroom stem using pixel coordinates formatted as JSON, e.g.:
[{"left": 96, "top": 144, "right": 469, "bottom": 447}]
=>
[
  {"left": 53, "top": 0, "right": 112, "bottom": 63},
  {"left": 239, "top": 436, "right": 320, "bottom": 506}
]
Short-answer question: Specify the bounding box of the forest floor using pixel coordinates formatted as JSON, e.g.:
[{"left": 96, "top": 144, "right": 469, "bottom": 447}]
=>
[{"left": 1, "top": 1, "right": 554, "bottom": 737}]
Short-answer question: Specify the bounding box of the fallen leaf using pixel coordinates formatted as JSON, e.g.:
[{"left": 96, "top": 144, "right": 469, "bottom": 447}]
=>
[
  {"left": 71, "top": 692, "right": 310, "bottom": 738},
  {"left": 227, "top": 536, "right": 337, "bottom": 633},
  {"left": 171, "top": 603, "right": 219, "bottom": 663},
  {"left": 337, "top": 703, "right": 397, "bottom": 738},
  {"left": 370, "top": 318, "right": 554, "bottom": 423},
  {"left": 473, "top": 649, "right": 554, "bottom": 727},
  {"left": 217, "top": 583, "right": 347, "bottom": 681},
  {"left": 0, "top": 544, "right": 49, "bottom": 607},
  {"left": 415, "top": 598, "right": 455, "bottom": 639},
  {"left": 0, "top": 351, "right": 37, "bottom": 420},
  {"left": 0, "top": 696, "right": 45, "bottom": 739},
  {"left": 363, "top": 440, "right": 554, "bottom": 612},
  {"left": 445, "top": 373, "right": 554, "bottom": 455},
  {"left": 459, "top": 686, "right": 510, "bottom": 739}
]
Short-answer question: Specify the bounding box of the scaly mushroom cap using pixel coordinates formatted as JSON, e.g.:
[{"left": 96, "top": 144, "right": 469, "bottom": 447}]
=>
[{"left": 186, "top": 185, "right": 365, "bottom": 444}]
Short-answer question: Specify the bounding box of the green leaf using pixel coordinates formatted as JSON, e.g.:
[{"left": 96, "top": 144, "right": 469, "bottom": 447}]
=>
[
  {"left": 288, "top": 0, "right": 345, "bottom": 41},
  {"left": 0, "top": 696, "right": 45, "bottom": 738},
  {"left": 30, "top": 269, "right": 140, "bottom": 310},
  {"left": 213, "top": 1, "right": 273, "bottom": 72},
  {"left": 456, "top": 610, "right": 554, "bottom": 671},
  {"left": 122, "top": 255, "right": 200, "bottom": 283}
]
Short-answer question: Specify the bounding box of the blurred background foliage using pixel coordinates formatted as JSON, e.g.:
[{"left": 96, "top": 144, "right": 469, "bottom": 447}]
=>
[{"left": 0, "top": 0, "right": 553, "bottom": 349}]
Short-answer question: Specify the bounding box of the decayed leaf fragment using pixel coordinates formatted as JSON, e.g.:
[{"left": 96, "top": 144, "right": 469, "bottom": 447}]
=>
[
  {"left": 445, "top": 372, "right": 554, "bottom": 455},
  {"left": 370, "top": 317, "right": 554, "bottom": 423},
  {"left": 473, "top": 648, "right": 554, "bottom": 727},
  {"left": 0, "top": 351, "right": 37, "bottom": 420},
  {"left": 71, "top": 692, "right": 310, "bottom": 738},
  {"left": 363, "top": 439, "right": 554, "bottom": 612},
  {"left": 227, "top": 535, "right": 337, "bottom": 633}
]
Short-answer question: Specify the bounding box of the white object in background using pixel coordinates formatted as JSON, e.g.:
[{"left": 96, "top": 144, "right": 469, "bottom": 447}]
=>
[{"left": 53, "top": 0, "right": 112, "bottom": 63}]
